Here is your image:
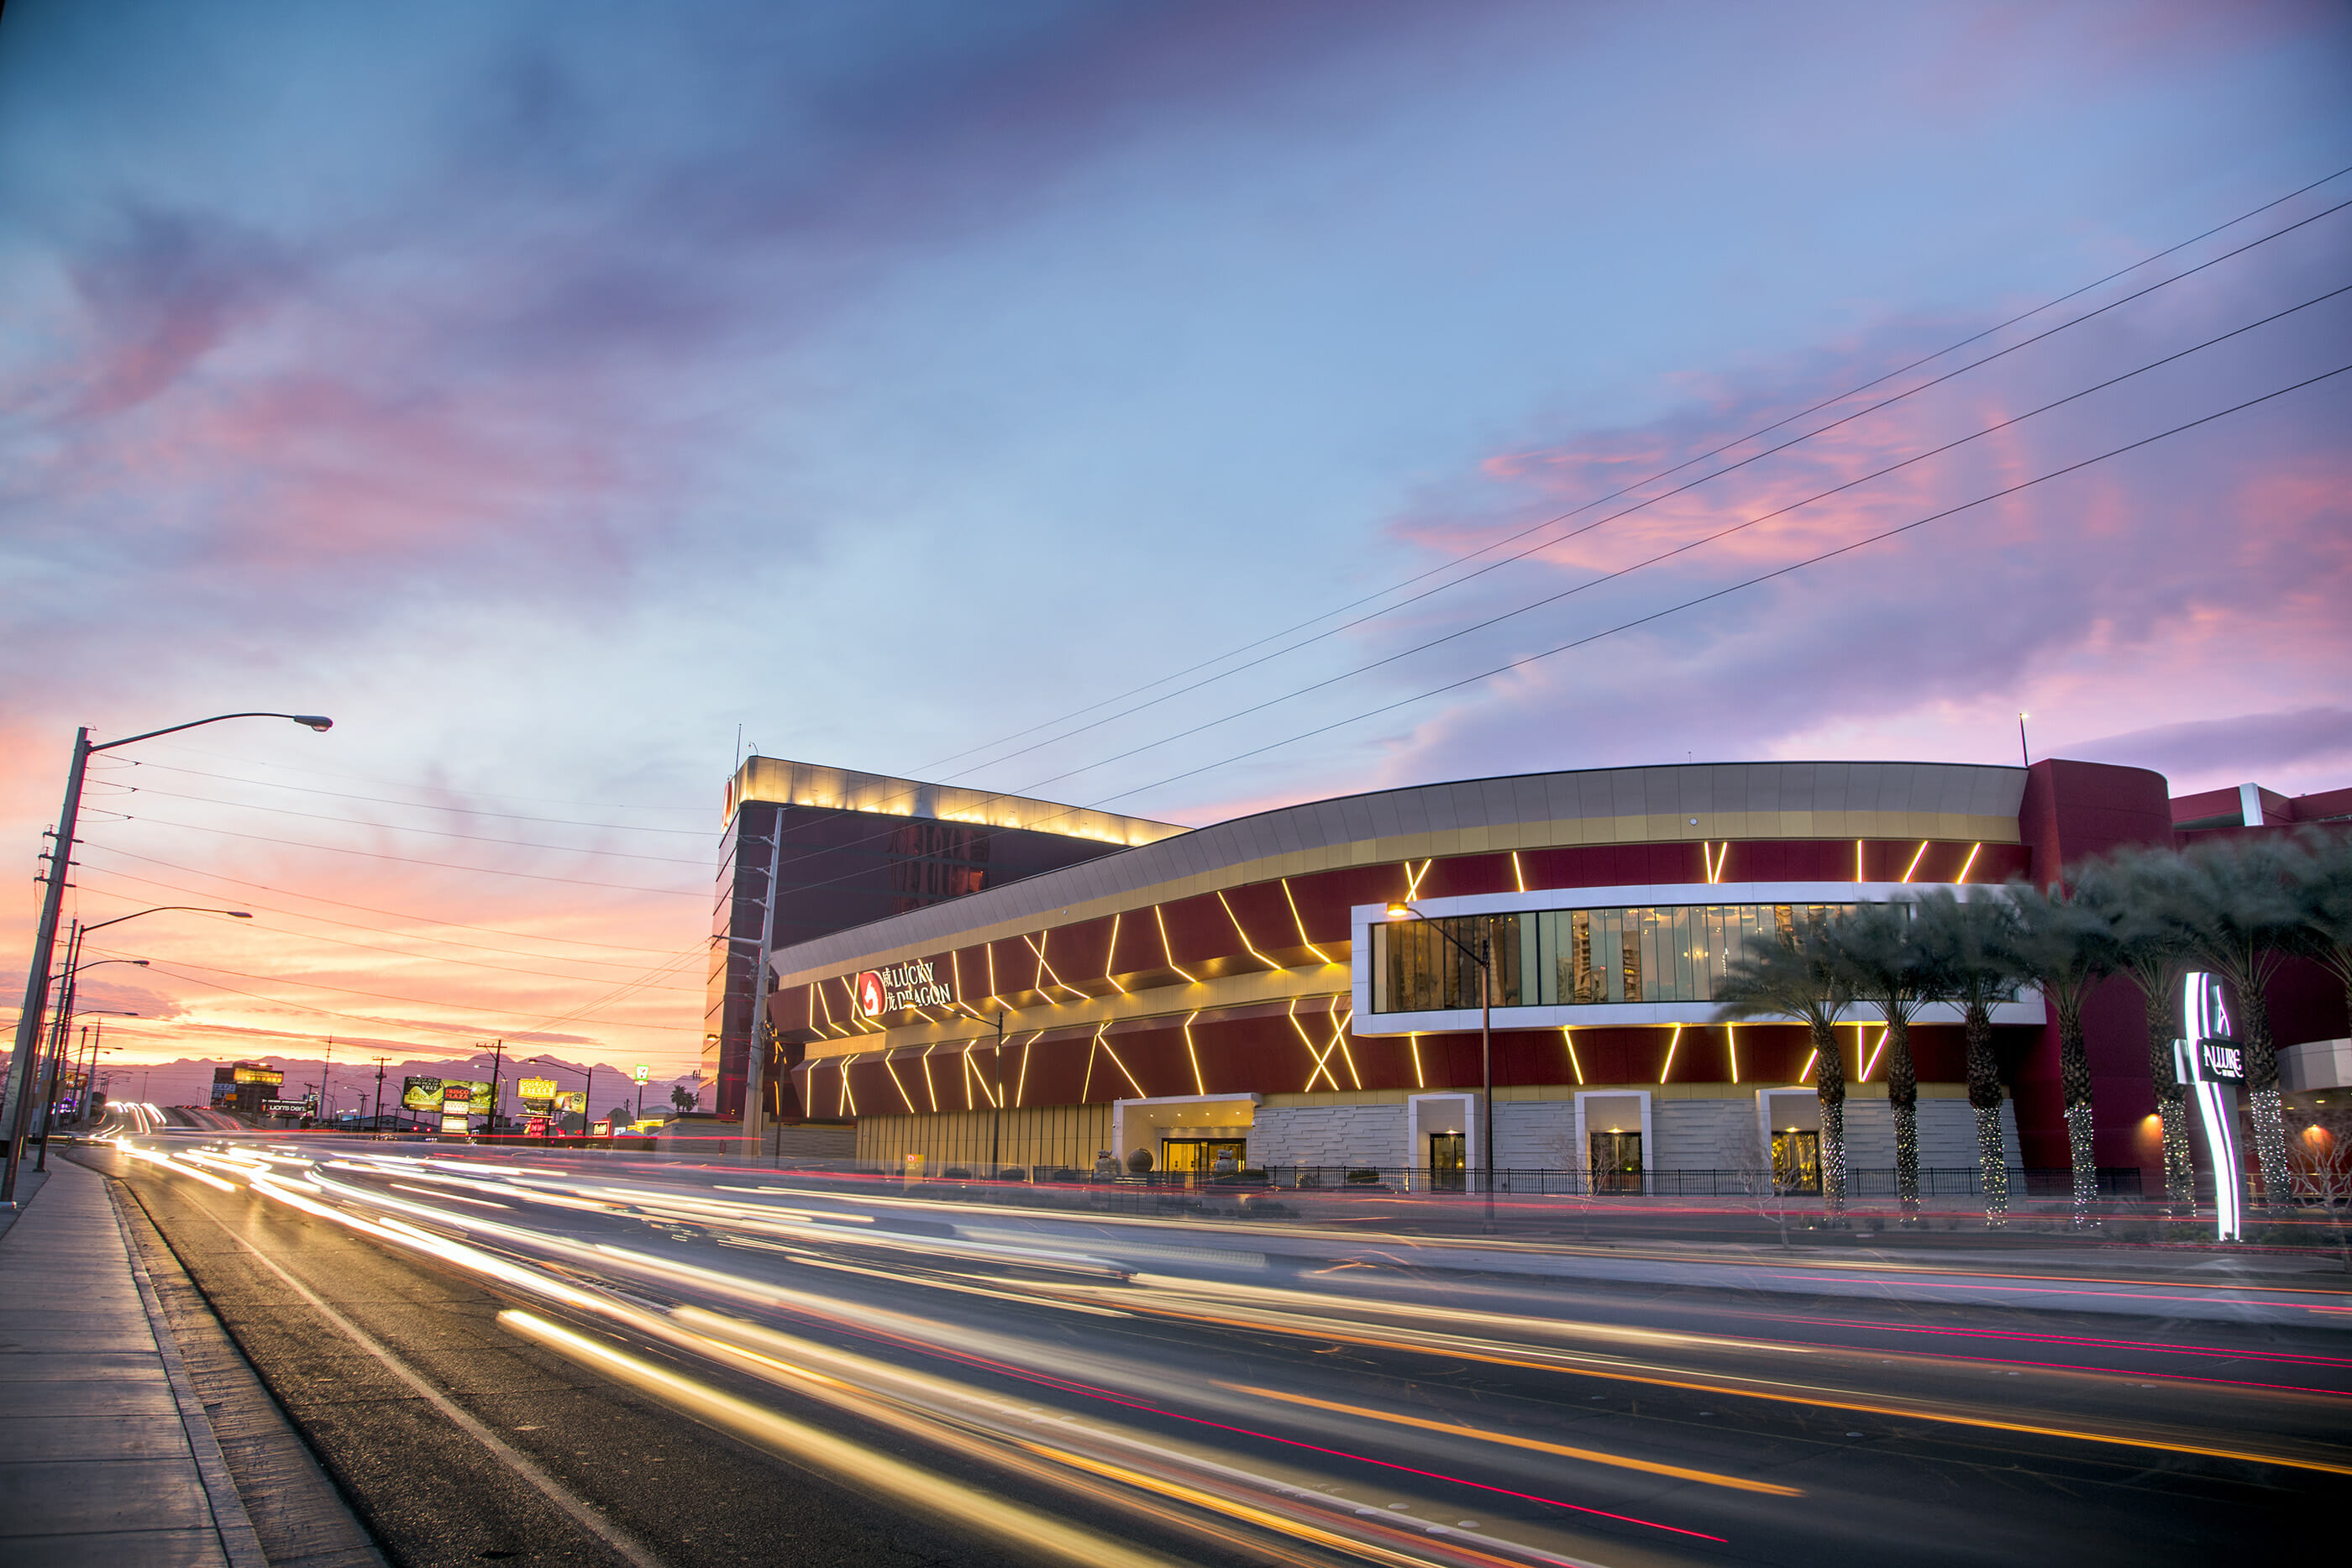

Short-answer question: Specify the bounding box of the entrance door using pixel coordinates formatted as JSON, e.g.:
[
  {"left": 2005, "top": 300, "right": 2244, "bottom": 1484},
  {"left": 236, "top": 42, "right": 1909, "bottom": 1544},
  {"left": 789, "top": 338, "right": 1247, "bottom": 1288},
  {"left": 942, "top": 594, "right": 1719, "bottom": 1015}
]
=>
[
  {"left": 1590, "top": 1130, "right": 1643, "bottom": 1194},
  {"left": 1772, "top": 1130, "right": 1822, "bottom": 1194},
  {"left": 1162, "top": 1138, "right": 1247, "bottom": 1182},
  {"left": 1429, "top": 1133, "right": 1466, "bottom": 1191}
]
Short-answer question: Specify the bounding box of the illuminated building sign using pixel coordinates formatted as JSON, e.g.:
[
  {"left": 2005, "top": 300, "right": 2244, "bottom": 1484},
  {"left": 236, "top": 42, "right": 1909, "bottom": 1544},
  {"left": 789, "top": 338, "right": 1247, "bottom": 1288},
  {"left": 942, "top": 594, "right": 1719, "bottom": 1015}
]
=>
[
  {"left": 517, "top": 1078, "right": 559, "bottom": 1106},
  {"left": 854, "top": 960, "right": 952, "bottom": 1017},
  {"left": 2192, "top": 1038, "right": 2244, "bottom": 1084},
  {"left": 234, "top": 1067, "right": 284, "bottom": 1086}
]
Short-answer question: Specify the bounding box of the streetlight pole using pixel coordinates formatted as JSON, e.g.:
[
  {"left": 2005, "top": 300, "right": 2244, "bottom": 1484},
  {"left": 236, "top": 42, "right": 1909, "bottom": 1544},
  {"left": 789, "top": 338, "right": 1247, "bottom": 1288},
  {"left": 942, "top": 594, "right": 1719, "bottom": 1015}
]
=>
[
  {"left": 34, "top": 957, "right": 144, "bottom": 1171},
  {"left": 371, "top": 1057, "right": 387, "bottom": 1137},
  {"left": 5, "top": 711, "right": 323, "bottom": 1205},
  {"left": 990, "top": 1009, "right": 1005, "bottom": 1179},
  {"left": 1387, "top": 901, "right": 1496, "bottom": 1232},
  {"left": 7, "top": 902, "right": 247, "bottom": 1189}
]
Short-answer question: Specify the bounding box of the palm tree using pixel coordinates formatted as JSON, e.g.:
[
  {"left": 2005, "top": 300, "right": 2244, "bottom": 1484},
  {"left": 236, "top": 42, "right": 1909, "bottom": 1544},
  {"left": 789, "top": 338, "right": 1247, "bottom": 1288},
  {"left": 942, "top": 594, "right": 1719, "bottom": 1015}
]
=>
[
  {"left": 2288, "top": 827, "right": 2352, "bottom": 1044},
  {"left": 2162, "top": 836, "right": 2304, "bottom": 1209},
  {"left": 1715, "top": 919, "right": 1855, "bottom": 1222},
  {"left": 2074, "top": 851, "right": 2196, "bottom": 1214},
  {"left": 1823, "top": 901, "right": 1935, "bottom": 1224},
  {"left": 2003, "top": 878, "right": 2118, "bottom": 1230},
  {"left": 1911, "top": 889, "right": 2023, "bottom": 1227}
]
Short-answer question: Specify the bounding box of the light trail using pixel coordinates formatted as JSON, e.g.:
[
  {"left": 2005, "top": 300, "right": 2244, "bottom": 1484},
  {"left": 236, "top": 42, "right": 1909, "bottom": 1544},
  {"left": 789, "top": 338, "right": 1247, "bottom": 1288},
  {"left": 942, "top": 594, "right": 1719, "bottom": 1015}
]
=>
[{"left": 106, "top": 1131, "right": 2352, "bottom": 1565}]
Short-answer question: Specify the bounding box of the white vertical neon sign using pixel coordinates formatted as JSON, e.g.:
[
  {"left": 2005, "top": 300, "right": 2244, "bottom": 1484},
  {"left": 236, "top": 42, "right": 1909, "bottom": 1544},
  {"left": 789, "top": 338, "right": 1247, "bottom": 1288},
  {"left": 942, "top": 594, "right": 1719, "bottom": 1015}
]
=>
[{"left": 2175, "top": 972, "right": 2243, "bottom": 1244}]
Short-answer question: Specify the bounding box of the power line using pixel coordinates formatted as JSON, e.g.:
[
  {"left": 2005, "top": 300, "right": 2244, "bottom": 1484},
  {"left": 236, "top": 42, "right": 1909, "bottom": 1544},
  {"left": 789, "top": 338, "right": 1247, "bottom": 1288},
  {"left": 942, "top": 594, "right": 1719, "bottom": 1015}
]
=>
[
  {"left": 907, "top": 165, "right": 2352, "bottom": 782},
  {"left": 71, "top": 889, "right": 699, "bottom": 991},
  {"left": 1085, "top": 361, "right": 2352, "bottom": 812},
  {"left": 97, "top": 947, "right": 698, "bottom": 1030},
  {"left": 710, "top": 276, "right": 2352, "bottom": 910},
  {"left": 116, "top": 760, "right": 720, "bottom": 836},
  {"left": 76, "top": 847, "right": 689, "bottom": 954},
  {"left": 115, "top": 783, "right": 713, "bottom": 863},
  {"left": 673, "top": 180, "right": 2352, "bottom": 915},
  {"left": 936, "top": 200, "right": 2352, "bottom": 788},
  {"left": 1000, "top": 280, "right": 2352, "bottom": 799},
  {"left": 129, "top": 737, "right": 712, "bottom": 813},
  {"left": 90, "top": 816, "right": 706, "bottom": 897},
  {"left": 75, "top": 868, "right": 691, "bottom": 975}
]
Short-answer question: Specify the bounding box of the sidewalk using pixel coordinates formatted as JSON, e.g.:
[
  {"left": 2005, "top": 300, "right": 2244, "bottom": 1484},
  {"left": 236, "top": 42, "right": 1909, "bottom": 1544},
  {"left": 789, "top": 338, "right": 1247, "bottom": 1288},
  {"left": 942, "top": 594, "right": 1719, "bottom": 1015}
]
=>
[{"left": 0, "top": 1152, "right": 264, "bottom": 1565}]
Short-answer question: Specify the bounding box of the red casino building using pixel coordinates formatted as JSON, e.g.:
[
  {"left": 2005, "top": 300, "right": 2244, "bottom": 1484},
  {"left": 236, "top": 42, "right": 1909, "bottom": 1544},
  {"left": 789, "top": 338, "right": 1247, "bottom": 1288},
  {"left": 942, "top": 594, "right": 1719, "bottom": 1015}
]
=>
[{"left": 760, "top": 758, "right": 2348, "bottom": 1193}]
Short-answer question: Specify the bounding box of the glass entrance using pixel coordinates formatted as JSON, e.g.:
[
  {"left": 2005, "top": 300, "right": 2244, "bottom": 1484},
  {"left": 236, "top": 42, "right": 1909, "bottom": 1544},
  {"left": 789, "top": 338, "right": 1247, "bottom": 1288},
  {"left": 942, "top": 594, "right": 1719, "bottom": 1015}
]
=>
[
  {"left": 1429, "top": 1133, "right": 1466, "bottom": 1191},
  {"left": 1772, "top": 1130, "right": 1822, "bottom": 1194},
  {"left": 1590, "top": 1130, "right": 1643, "bottom": 1194},
  {"left": 1162, "top": 1138, "right": 1247, "bottom": 1182}
]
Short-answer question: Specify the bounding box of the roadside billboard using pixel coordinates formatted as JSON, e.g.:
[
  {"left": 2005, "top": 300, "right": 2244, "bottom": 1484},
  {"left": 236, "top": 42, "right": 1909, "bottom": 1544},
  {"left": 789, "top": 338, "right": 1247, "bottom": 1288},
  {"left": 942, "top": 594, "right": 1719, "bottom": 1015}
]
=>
[{"left": 400, "top": 1078, "right": 493, "bottom": 1113}]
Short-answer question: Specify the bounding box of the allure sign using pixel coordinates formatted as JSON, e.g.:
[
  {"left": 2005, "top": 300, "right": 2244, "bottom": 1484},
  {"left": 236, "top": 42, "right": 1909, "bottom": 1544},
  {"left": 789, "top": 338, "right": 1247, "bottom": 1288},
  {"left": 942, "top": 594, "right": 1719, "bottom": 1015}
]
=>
[{"left": 854, "top": 959, "right": 953, "bottom": 1017}]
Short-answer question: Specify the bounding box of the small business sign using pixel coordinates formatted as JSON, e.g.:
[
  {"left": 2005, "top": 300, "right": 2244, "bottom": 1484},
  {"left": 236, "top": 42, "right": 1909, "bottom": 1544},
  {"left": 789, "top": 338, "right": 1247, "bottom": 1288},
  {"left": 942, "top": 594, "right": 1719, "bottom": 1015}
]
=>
[
  {"left": 591, "top": 1119, "right": 612, "bottom": 1137},
  {"left": 441, "top": 1083, "right": 474, "bottom": 1103},
  {"left": 234, "top": 1066, "right": 285, "bottom": 1086},
  {"left": 853, "top": 959, "right": 952, "bottom": 1017},
  {"left": 633, "top": 1064, "right": 650, "bottom": 1083},
  {"left": 262, "top": 1098, "right": 312, "bottom": 1117},
  {"left": 522, "top": 1114, "right": 549, "bottom": 1137},
  {"left": 517, "top": 1077, "right": 559, "bottom": 1107}
]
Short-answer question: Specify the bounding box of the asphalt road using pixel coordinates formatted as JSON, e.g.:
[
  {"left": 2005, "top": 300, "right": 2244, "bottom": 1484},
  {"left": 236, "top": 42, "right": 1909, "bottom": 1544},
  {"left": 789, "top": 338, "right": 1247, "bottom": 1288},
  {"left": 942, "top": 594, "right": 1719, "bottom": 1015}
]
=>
[{"left": 85, "top": 1136, "right": 2349, "bottom": 1567}]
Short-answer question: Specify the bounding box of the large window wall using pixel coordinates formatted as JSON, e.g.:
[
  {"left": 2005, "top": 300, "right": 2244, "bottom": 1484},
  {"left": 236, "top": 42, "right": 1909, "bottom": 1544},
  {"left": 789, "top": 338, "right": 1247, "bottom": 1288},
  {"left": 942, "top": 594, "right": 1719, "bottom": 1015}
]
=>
[{"left": 1373, "top": 901, "right": 1858, "bottom": 1014}]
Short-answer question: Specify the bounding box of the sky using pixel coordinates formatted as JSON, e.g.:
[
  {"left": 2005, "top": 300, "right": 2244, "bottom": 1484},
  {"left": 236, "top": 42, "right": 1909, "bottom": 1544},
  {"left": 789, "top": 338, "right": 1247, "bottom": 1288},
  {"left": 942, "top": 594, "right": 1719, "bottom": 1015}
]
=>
[{"left": 2, "top": 0, "right": 2347, "bottom": 1086}]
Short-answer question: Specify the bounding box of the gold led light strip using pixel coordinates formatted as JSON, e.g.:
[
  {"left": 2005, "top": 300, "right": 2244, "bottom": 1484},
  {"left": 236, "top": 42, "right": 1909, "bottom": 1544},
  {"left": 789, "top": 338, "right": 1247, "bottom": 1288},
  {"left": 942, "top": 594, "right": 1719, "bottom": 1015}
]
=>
[
  {"left": 1327, "top": 1003, "right": 1361, "bottom": 1090},
  {"left": 880, "top": 1057, "right": 917, "bottom": 1115},
  {"left": 1856, "top": 838, "right": 1866, "bottom": 883},
  {"left": 1152, "top": 905, "right": 1195, "bottom": 982},
  {"left": 1726, "top": 1022, "right": 1739, "bottom": 1084},
  {"left": 918, "top": 1051, "right": 938, "bottom": 1113},
  {"left": 1510, "top": 852, "right": 1526, "bottom": 894},
  {"left": 1562, "top": 1025, "right": 1583, "bottom": 1085},
  {"left": 837, "top": 1061, "right": 857, "bottom": 1117},
  {"left": 1181, "top": 1011, "right": 1205, "bottom": 1096},
  {"left": 1402, "top": 857, "right": 1432, "bottom": 899},
  {"left": 1862, "top": 1025, "right": 1890, "bottom": 1082},
  {"left": 1658, "top": 1023, "right": 1683, "bottom": 1085},
  {"left": 1408, "top": 1033, "right": 1425, "bottom": 1088},
  {"left": 1014, "top": 1032, "right": 1037, "bottom": 1107},
  {"left": 1101, "top": 912, "right": 1126, "bottom": 993},
  {"left": 1956, "top": 842, "right": 1983, "bottom": 884},
  {"left": 1278, "top": 880, "right": 1332, "bottom": 964},
  {"left": 1900, "top": 840, "right": 1930, "bottom": 883},
  {"left": 1218, "top": 891, "right": 1284, "bottom": 971},
  {"left": 1096, "top": 1032, "right": 1147, "bottom": 1099},
  {"left": 1799, "top": 1047, "right": 1819, "bottom": 1083},
  {"left": 1292, "top": 999, "right": 1342, "bottom": 1092}
]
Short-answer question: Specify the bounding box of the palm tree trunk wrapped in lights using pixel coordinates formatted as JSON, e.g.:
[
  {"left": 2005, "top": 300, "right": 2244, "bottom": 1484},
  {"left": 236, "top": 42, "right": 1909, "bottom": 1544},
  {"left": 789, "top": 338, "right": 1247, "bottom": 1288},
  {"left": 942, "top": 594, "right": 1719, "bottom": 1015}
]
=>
[
  {"left": 2003, "top": 879, "right": 2118, "bottom": 1231},
  {"left": 1912, "top": 889, "right": 2024, "bottom": 1230},
  {"left": 2165, "top": 837, "right": 2304, "bottom": 1211},
  {"left": 1714, "top": 920, "right": 1854, "bottom": 1226},
  {"left": 2076, "top": 852, "right": 2197, "bottom": 1215},
  {"left": 1819, "top": 901, "right": 1932, "bottom": 1224},
  {"left": 1965, "top": 1000, "right": 2009, "bottom": 1227}
]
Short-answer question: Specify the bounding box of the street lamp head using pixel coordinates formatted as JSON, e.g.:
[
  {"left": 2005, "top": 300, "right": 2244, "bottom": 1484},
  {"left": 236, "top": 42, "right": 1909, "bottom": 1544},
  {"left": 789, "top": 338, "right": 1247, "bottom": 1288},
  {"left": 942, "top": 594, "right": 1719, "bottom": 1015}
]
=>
[
  {"left": 1385, "top": 901, "right": 1411, "bottom": 920},
  {"left": 290, "top": 715, "right": 334, "bottom": 732}
]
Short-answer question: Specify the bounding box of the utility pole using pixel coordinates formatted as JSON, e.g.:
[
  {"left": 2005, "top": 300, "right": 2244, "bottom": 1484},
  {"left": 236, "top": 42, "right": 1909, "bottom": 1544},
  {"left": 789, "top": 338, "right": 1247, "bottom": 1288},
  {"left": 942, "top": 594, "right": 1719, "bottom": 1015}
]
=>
[
  {"left": 740, "top": 821, "right": 785, "bottom": 1163},
  {"left": 372, "top": 1057, "right": 387, "bottom": 1138},
  {"left": 486, "top": 1039, "right": 505, "bottom": 1141},
  {"left": 320, "top": 1036, "right": 333, "bottom": 1120}
]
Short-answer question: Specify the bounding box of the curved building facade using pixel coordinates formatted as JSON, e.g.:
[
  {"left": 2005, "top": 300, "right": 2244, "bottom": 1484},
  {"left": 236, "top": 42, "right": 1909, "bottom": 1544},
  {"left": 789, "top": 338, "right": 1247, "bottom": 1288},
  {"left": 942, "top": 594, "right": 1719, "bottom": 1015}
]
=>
[{"left": 776, "top": 758, "right": 2194, "bottom": 1188}]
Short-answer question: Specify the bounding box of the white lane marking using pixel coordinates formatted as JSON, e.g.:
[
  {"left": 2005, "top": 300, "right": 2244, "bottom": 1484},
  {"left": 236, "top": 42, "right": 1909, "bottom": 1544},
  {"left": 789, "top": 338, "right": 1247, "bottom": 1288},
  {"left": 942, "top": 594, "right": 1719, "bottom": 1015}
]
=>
[{"left": 181, "top": 1198, "right": 666, "bottom": 1568}]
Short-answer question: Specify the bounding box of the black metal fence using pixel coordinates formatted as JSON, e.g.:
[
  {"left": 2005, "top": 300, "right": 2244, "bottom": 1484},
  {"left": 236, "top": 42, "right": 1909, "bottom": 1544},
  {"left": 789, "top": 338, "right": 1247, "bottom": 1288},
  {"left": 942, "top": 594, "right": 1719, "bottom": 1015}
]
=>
[{"left": 864, "top": 1163, "right": 2148, "bottom": 1200}]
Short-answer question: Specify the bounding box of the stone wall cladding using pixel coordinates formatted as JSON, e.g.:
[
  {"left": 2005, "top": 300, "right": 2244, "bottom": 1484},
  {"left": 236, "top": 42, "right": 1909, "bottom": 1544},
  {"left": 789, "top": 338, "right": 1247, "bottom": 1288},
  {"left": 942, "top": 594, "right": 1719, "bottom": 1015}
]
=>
[{"left": 1253, "top": 1103, "right": 1405, "bottom": 1168}]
